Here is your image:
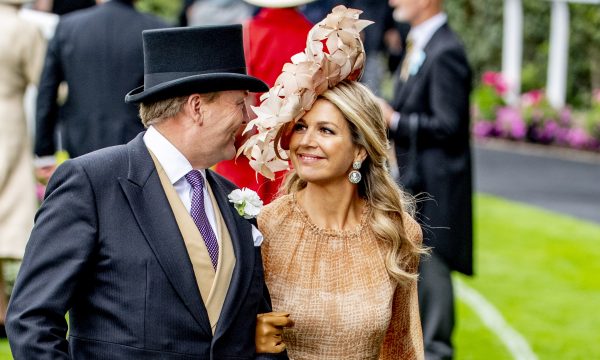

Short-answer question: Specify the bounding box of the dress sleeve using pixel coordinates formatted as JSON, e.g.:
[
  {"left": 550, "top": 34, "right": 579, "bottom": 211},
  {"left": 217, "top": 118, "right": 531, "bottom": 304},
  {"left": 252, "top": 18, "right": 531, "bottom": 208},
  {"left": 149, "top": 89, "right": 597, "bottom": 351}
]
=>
[
  {"left": 379, "top": 214, "right": 425, "bottom": 360},
  {"left": 24, "top": 26, "right": 46, "bottom": 86}
]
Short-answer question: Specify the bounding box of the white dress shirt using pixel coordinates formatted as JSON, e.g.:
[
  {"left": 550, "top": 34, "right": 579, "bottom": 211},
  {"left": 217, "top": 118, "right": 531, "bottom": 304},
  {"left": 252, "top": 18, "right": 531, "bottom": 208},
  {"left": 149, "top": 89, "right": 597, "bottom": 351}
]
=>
[
  {"left": 407, "top": 12, "right": 447, "bottom": 53},
  {"left": 143, "top": 126, "right": 263, "bottom": 246},
  {"left": 143, "top": 126, "right": 219, "bottom": 238}
]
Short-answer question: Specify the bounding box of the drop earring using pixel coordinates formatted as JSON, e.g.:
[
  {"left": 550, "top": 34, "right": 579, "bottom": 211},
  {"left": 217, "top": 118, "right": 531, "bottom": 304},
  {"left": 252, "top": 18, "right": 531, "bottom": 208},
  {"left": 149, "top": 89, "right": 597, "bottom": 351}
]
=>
[{"left": 348, "top": 161, "right": 362, "bottom": 184}]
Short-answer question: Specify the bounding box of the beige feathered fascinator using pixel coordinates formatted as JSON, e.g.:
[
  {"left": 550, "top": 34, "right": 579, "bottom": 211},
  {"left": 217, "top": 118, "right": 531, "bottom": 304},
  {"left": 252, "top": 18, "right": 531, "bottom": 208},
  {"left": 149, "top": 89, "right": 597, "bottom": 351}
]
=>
[{"left": 238, "top": 5, "right": 373, "bottom": 179}]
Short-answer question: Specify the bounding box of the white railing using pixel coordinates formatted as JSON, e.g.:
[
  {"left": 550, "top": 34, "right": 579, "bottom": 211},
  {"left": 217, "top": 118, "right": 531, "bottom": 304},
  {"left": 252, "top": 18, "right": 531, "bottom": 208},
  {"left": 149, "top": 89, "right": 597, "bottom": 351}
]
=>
[{"left": 502, "top": 0, "right": 600, "bottom": 108}]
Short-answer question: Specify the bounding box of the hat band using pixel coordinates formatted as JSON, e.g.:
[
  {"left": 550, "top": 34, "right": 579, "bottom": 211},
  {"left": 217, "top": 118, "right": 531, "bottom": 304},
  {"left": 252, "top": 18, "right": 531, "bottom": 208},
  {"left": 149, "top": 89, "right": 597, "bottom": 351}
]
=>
[{"left": 144, "top": 67, "right": 247, "bottom": 89}]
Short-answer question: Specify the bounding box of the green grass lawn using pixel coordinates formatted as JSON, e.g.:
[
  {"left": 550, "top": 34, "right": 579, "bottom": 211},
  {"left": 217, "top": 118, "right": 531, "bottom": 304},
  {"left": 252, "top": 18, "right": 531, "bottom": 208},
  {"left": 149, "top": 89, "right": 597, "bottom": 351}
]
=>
[
  {"left": 0, "top": 193, "right": 598, "bottom": 359},
  {"left": 454, "top": 194, "right": 600, "bottom": 360}
]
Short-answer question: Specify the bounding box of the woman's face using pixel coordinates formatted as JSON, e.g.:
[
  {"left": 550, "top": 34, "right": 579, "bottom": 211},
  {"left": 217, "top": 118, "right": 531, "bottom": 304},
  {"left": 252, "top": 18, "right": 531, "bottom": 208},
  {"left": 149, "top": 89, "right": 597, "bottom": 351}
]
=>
[{"left": 289, "top": 99, "right": 360, "bottom": 185}]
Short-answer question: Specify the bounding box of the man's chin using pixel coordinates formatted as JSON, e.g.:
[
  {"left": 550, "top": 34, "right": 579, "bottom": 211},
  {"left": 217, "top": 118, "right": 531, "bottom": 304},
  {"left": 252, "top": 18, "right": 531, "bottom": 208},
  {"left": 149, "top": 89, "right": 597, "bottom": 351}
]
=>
[{"left": 393, "top": 8, "right": 409, "bottom": 22}]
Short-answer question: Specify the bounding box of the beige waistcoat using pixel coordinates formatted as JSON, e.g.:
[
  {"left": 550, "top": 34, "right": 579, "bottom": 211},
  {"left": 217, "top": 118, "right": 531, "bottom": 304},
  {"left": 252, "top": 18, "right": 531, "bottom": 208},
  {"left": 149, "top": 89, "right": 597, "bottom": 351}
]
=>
[{"left": 150, "top": 151, "right": 236, "bottom": 333}]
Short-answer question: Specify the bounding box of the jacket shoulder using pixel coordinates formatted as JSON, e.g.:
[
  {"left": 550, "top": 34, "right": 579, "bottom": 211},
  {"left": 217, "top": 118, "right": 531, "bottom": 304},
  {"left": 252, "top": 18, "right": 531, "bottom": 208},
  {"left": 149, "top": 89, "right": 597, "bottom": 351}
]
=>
[
  {"left": 70, "top": 144, "right": 129, "bottom": 177},
  {"left": 429, "top": 24, "right": 468, "bottom": 57}
]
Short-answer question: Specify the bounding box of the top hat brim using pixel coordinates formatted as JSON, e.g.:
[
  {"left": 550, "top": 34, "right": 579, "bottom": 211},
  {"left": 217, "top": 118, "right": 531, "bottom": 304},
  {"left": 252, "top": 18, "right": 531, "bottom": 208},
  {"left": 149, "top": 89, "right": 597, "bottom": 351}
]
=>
[{"left": 125, "top": 73, "right": 268, "bottom": 104}]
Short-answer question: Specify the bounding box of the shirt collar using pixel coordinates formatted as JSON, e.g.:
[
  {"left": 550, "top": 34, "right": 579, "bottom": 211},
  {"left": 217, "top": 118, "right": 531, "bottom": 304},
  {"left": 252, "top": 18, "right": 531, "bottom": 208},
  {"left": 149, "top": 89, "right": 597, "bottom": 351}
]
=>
[
  {"left": 143, "top": 126, "right": 206, "bottom": 185},
  {"left": 408, "top": 12, "right": 447, "bottom": 50}
]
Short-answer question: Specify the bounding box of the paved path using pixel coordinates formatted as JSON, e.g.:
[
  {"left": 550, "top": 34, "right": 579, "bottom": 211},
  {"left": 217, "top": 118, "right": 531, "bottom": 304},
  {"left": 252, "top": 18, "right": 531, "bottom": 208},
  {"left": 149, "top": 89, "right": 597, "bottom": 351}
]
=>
[{"left": 473, "top": 140, "right": 600, "bottom": 224}]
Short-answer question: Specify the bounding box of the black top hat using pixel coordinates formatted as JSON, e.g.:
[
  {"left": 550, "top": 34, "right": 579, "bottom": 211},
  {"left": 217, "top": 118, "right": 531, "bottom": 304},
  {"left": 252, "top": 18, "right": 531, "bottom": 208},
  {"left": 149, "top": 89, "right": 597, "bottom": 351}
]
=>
[{"left": 125, "top": 25, "right": 268, "bottom": 104}]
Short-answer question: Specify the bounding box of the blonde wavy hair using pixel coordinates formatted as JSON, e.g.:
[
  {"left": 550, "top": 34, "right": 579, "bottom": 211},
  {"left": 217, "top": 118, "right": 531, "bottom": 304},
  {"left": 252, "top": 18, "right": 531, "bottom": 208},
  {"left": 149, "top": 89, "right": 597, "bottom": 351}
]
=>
[{"left": 281, "top": 81, "right": 427, "bottom": 286}]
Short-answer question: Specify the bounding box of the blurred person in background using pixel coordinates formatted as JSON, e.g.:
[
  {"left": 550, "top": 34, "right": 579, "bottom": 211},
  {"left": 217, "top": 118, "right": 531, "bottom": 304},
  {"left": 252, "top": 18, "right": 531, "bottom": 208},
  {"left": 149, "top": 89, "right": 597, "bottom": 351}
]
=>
[
  {"left": 177, "top": 0, "right": 194, "bottom": 26},
  {"left": 298, "top": 0, "right": 336, "bottom": 24},
  {"left": 345, "top": 0, "right": 396, "bottom": 95},
  {"left": 0, "top": 0, "right": 46, "bottom": 336},
  {"left": 51, "top": 0, "right": 95, "bottom": 15},
  {"left": 379, "top": 0, "right": 473, "bottom": 359},
  {"left": 34, "top": 0, "right": 167, "bottom": 181},
  {"left": 214, "top": 0, "right": 314, "bottom": 204},
  {"left": 300, "top": 1, "right": 398, "bottom": 96},
  {"left": 186, "top": 0, "right": 254, "bottom": 26}
]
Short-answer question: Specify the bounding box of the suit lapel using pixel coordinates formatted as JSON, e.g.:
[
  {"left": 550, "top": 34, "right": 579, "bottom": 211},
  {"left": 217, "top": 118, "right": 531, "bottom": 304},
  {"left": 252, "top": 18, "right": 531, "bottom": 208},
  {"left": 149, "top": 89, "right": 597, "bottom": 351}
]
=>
[
  {"left": 207, "top": 171, "right": 255, "bottom": 340},
  {"left": 394, "top": 24, "right": 449, "bottom": 110},
  {"left": 118, "top": 134, "right": 212, "bottom": 336},
  {"left": 394, "top": 72, "right": 419, "bottom": 110}
]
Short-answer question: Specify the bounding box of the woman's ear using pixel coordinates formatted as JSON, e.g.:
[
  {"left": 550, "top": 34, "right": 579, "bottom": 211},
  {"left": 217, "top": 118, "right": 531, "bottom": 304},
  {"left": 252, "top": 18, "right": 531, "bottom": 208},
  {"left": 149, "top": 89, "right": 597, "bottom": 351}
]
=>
[{"left": 354, "top": 146, "right": 368, "bottom": 163}]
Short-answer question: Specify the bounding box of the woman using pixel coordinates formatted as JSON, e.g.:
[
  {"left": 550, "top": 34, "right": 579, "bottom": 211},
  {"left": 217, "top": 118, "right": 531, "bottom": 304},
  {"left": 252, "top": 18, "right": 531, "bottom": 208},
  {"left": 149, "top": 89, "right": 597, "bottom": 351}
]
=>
[
  {"left": 0, "top": 0, "right": 46, "bottom": 333},
  {"left": 257, "top": 80, "right": 425, "bottom": 359},
  {"left": 244, "top": 7, "right": 426, "bottom": 358}
]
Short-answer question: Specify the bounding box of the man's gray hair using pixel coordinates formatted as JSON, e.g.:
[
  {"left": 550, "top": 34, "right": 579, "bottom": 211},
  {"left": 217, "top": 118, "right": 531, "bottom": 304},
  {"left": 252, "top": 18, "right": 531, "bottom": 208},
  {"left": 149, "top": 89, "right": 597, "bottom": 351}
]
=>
[{"left": 139, "top": 92, "right": 219, "bottom": 127}]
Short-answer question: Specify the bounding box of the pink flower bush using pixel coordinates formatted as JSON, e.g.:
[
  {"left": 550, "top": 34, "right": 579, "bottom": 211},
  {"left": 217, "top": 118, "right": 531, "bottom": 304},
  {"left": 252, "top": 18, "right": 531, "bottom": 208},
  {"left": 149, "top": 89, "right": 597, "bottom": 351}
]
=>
[
  {"left": 521, "top": 89, "right": 544, "bottom": 107},
  {"left": 565, "top": 128, "right": 593, "bottom": 149},
  {"left": 472, "top": 77, "right": 600, "bottom": 152},
  {"left": 593, "top": 89, "right": 600, "bottom": 104},
  {"left": 482, "top": 71, "right": 508, "bottom": 95},
  {"left": 36, "top": 183, "right": 46, "bottom": 203},
  {"left": 496, "top": 106, "right": 527, "bottom": 140}
]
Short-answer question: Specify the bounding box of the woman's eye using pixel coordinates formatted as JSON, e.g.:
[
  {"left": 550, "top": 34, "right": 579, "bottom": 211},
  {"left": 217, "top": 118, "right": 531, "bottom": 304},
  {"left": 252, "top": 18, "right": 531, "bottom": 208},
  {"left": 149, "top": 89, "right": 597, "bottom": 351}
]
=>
[
  {"left": 293, "top": 123, "right": 307, "bottom": 131},
  {"left": 321, "top": 127, "right": 334, "bottom": 134}
]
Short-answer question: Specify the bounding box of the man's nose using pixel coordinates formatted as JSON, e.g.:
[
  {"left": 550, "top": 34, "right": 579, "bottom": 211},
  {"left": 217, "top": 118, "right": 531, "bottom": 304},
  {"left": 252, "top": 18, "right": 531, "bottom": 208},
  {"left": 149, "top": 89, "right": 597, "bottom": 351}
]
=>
[{"left": 241, "top": 104, "right": 250, "bottom": 125}]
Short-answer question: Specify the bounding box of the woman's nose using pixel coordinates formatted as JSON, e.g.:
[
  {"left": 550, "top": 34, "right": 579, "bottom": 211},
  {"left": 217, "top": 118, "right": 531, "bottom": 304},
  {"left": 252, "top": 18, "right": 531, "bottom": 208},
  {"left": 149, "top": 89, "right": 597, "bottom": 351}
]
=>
[{"left": 298, "top": 129, "right": 316, "bottom": 147}]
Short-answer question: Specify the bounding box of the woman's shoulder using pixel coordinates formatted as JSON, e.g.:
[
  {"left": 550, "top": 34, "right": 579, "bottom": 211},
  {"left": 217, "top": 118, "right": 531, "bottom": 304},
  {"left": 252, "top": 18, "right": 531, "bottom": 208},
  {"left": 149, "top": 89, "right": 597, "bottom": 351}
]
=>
[
  {"left": 258, "top": 194, "right": 295, "bottom": 229},
  {"left": 401, "top": 212, "right": 423, "bottom": 245}
]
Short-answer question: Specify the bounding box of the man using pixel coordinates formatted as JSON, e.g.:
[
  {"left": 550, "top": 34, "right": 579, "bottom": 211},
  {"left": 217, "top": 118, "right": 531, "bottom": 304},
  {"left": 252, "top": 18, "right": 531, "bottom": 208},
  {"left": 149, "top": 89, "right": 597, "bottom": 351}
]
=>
[
  {"left": 7, "top": 25, "right": 288, "bottom": 359},
  {"left": 34, "top": 0, "right": 167, "bottom": 166},
  {"left": 380, "top": 0, "right": 473, "bottom": 359}
]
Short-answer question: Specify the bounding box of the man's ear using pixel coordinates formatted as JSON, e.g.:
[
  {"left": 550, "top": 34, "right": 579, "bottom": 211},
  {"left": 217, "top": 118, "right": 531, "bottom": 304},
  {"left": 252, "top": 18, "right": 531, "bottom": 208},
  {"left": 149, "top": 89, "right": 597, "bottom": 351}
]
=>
[{"left": 187, "top": 94, "right": 204, "bottom": 124}]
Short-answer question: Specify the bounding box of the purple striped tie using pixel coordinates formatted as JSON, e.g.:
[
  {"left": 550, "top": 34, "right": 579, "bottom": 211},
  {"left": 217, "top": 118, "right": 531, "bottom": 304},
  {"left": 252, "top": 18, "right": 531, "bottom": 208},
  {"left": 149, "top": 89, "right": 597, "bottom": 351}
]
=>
[{"left": 185, "top": 170, "right": 219, "bottom": 269}]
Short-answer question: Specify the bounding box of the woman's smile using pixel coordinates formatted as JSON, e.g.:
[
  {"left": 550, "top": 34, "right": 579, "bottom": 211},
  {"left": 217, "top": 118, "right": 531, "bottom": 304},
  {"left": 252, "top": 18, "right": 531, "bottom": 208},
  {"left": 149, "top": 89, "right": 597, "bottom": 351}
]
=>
[{"left": 297, "top": 153, "right": 325, "bottom": 164}]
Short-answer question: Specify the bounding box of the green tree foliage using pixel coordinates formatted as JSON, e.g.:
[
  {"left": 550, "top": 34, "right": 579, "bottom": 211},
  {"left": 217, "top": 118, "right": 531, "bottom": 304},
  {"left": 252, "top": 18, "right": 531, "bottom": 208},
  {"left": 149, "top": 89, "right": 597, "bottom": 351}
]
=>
[
  {"left": 444, "top": 0, "right": 504, "bottom": 85},
  {"left": 446, "top": 0, "right": 600, "bottom": 107},
  {"left": 136, "top": 0, "right": 182, "bottom": 25}
]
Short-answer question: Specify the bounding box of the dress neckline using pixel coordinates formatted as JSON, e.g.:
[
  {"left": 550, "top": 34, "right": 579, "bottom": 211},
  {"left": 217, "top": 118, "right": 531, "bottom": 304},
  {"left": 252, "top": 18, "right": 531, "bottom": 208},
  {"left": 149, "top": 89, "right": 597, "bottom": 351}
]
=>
[{"left": 291, "top": 193, "right": 371, "bottom": 237}]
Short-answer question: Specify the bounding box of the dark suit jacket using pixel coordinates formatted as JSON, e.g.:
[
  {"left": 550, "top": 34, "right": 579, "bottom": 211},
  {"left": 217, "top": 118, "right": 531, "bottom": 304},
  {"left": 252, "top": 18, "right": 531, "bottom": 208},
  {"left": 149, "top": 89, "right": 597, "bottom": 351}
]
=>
[
  {"left": 390, "top": 23, "right": 473, "bottom": 275},
  {"left": 34, "top": 0, "right": 167, "bottom": 158},
  {"left": 7, "top": 133, "right": 285, "bottom": 359}
]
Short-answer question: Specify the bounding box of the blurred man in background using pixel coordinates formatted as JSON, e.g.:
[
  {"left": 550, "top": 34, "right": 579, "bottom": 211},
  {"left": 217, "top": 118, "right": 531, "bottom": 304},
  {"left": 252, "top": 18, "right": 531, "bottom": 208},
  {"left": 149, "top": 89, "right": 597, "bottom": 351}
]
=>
[
  {"left": 34, "top": 0, "right": 167, "bottom": 179},
  {"left": 380, "top": 0, "right": 473, "bottom": 358}
]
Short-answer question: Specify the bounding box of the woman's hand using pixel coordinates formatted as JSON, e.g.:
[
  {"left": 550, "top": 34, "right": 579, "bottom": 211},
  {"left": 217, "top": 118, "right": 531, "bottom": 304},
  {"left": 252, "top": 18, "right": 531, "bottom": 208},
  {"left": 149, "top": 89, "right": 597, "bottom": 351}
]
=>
[{"left": 255, "top": 312, "right": 294, "bottom": 353}]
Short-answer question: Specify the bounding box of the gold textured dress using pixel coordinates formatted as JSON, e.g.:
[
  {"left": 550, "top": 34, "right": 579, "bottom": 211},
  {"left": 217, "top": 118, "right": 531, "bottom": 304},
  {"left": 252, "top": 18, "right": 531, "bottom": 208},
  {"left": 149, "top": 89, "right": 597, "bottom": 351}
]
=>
[{"left": 258, "top": 194, "right": 424, "bottom": 360}]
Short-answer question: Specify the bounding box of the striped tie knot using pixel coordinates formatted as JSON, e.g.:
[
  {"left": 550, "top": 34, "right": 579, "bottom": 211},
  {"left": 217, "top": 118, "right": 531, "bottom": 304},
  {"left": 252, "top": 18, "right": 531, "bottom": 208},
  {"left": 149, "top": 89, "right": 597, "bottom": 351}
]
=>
[{"left": 185, "top": 169, "right": 205, "bottom": 190}]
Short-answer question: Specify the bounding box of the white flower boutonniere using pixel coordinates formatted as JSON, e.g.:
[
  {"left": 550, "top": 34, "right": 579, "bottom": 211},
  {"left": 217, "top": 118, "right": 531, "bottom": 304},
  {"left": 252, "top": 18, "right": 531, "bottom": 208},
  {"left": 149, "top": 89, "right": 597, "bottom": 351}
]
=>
[
  {"left": 409, "top": 49, "right": 426, "bottom": 76},
  {"left": 227, "top": 188, "right": 263, "bottom": 219}
]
